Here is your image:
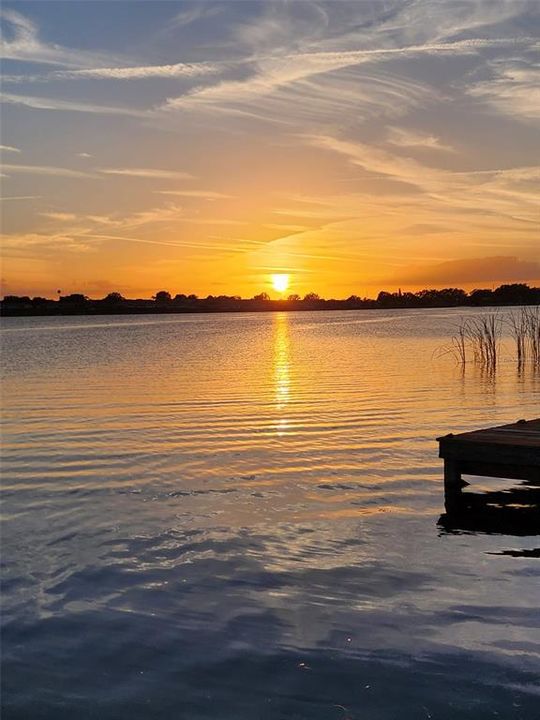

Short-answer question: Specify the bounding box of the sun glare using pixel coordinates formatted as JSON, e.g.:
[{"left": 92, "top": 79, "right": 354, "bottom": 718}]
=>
[{"left": 271, "top": 274, "right": 290, "bottom": 294}]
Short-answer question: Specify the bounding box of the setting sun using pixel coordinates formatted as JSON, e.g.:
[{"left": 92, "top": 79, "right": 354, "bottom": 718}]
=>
[{"left": 271, "top": 274, "right": 290, "bottom": 294}]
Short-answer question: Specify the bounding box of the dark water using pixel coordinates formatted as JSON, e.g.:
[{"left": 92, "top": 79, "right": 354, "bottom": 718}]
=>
[{"left": 1, "top": 309, "right": 539, "bottom": 719}]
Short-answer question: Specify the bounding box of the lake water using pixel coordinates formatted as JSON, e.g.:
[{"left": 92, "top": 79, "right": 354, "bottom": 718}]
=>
[{"left": 1, "top": 309, "right": 539, "bottom": 719}]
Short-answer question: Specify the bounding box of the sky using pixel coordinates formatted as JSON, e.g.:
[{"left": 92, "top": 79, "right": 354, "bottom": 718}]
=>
[{"left": 1, "top": 0, "right": 539, "bottom": 299}]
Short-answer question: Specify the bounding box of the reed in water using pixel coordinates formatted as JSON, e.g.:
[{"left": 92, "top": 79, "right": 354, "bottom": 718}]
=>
[
  {"left": 441, "top": 307, "right": 540, "bottom": 369},
  {"left": 467, "top": 314, "right": 500, "bottom": 369},
  {"left": 508, "top": 307, "right": 540, "bottom": 367}
]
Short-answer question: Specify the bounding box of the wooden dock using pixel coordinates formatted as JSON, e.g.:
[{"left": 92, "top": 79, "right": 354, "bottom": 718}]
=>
[{"left": 438, "top": 418, "right": 540, "bottom": 512}]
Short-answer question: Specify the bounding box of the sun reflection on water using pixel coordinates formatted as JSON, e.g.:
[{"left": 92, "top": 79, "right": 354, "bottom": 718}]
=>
[{"left": 273, "top": 313, "right": 291, "bottom": 435}]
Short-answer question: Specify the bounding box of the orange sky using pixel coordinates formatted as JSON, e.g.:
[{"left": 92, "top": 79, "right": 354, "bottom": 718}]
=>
[{"left": 1, "top": 2, "right": 539, "bottom": 299}]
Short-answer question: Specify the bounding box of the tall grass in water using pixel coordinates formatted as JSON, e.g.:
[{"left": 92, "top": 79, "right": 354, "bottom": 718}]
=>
[
  {"left": 509, "top": 308, "right": 527, "bottom": 365},
  {"left": 448, "top": 324, "right": 467, "bottom": 365},
  {"left": 466, "top": 314, "right": 500, "bottom": 370},
  {"left": 523, "top": 306, "right": 540, "bottom": 366},
  {"left": 508, "top": 307, "right": 540, "bottom": 366},
  {"left": 438, "top": 314, "right": 500, "bottom": 369},
  {"left": 443, "top": 308, "right": 540, "bottom": 369}
]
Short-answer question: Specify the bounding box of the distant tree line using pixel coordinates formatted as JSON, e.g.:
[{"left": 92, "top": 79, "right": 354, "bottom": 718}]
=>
[{"left": 2, "top": 283, "right": 539, "bottom": 316}]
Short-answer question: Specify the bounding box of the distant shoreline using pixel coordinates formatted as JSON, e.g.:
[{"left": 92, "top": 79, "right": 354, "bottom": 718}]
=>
[{"left": 2, "top": 283, "right": 539, "bottom": 318}]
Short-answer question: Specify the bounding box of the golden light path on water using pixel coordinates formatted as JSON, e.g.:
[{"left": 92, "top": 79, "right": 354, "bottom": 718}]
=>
[{"left": 274, "top": 313, "right": 291, "bottom": 435}]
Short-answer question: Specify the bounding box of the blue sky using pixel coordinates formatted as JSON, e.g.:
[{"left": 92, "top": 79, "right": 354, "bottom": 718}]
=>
[{"left": 1, "top": 1, "right": 539, "bottom": 298}]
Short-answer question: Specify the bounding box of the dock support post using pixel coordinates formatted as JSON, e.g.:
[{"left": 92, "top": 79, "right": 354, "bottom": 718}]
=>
[{"left": 444, "top": 459, "right": 463, "bottom": 513}]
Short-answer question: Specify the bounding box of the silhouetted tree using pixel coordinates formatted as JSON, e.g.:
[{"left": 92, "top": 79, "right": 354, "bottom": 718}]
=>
[
  {"left": 31, "top": 296, "right": 50, "bottom": 307},
  {"left": 3, "top": 295, "right": 31, "bottom": 305},
  {"left": 413, "top": 288, "right": 467, "bottom": 307},
  {"left": 103, "top": 292, "right": 124, "bottom": 305},
  {"left": 59, "top": 294, "right": 87, "bottom": 305},
  {"left": 253, "top": 292, "right": 270, "bottom": 301},
  {"left": 469, "top": 288, "right": 493, "bottom": 306},
  {"left": 153, "top": 291, "right": 171, "bottom": 303},
  {"left": 401, "top": 292, "right": 417, "bottom": 305},
  {"left": 303, "top": 292, "right": 320, "bottom": 302},
  {"left": 287, "top": 294, "right": 301, "bottom": 302},
  {"left": 376, "top": 291, "right": 394, "bottom": 307},
  {"left": 493, "top": 283, "right": 534, "bottom": 305}
]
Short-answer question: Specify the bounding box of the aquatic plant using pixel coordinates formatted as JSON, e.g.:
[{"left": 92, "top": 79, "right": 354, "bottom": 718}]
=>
[
  {"left": 508, "top": 308, "right": 527, "bottom": 365},
  {"left": 465, "top": 314, "right": 501, "bottom": 369},
  {"left": 440, "top": 313, "right": 501, "bottom": 369},
  {"left": 524, "top": 306, "right": 540, "bottom": 365},
  {"left": 442, "top": 307, "right": 540, "bottom": 369},
  {"left": 508, "top": 306, "right": 540, "bottom": 367}
]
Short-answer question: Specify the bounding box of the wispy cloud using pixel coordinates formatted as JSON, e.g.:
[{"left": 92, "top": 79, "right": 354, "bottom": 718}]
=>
[
  {"left": 151, "top": 0, "right": 537, "bottom": 131},
  {"left": 1, "top": 231, "right": 94, "bottom": 252},
  {"left": 303, "top": 134, "right": 444, "bottom": 193},
  {"left": 40, "top": 212, "right": 78, "bottom": 222},
  {"left": 181, "top": 217, "right": 247, "bottom": 226},
  {"left": 264, "top": 223, "right": 309, "bottom": 232},
  {"left": 36, "top": 205, "right": 187, "bottom": 232},
  {"left": 1, "top": 92, "right": 146, "bottom": 117},
  {"left": 1, "top": 163, "right": 96, "bottom": 178},
  {"left": 159, "top": 37, "right": 535, "bottom": 123},
  {"left": 386, "top": 127, "right": 455, "bottom": 152},
  {"left": 0, "top": 144, "right": 21, "bottom": 153},
  {"left": 288, "top": 132, "right": 540, "bottom": 253},
  {"left": 0, "top": 8, "right": 119, "bottom": 68},
  {"left": 161, "top": 67, "right": 438, "bottom": 128},
  {"left": 1, "top": 8, "right": 224, "bottom": 86},
  {"left": 82, "top": 232, "right": 259, "bottom": 254},
  {"left": 156, "top": 189, "right": 232, "bottom": 200},
  {"left": 95, "top": 204, "right": 185, "bottom": 230},
  {"left": 305, "top": 133, "right": 540, "bottom": 207},
  {"left": 1, "top": 195, "right": 41, "bottom": 202},
  {"left": 53, "top": 62, "right": 223, "bottom": 80},
  {"left": 99, "top": 168, "right": 193, "bottom": 180},
  {"left": 170, "top": 4, "right": 223, "bottom": 30},
  {"left": 468, "top": 58, "right": 540, "bottom": 123}
]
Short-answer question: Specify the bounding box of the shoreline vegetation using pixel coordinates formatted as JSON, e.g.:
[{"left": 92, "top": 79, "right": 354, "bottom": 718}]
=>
[
  {"left": 1, "top": 283, "right": 539, "bottom": 317},
  {"left": 437, "top": 306, "right": 540, "bottom": 370}
]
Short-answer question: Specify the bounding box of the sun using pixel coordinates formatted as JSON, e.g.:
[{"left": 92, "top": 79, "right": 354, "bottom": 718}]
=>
[{"left": 271, "top": 274, "right": 290, "bottom": 294}]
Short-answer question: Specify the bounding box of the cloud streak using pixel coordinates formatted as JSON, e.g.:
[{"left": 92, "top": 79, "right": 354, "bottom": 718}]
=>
[
  {"left": 1, "top": 92, "right": 146, "bottom": 117},
  {"left": 62, "top": 61, "right": 221, "bottom": 80},
  {"left": 2, "top": 163, "right": 96, "bottom": 178},
  {"left": 386, "top": 127, "right": 455, "bottom": 152},
  {"left": 7, "top": 61, "right": 224, "bottom": 83},
  {"left": 0, "top": 8, "right": 120, "bottom": 68},
  {"left": 99, "top": 168, "right": 193, "bottom": 180},
  {"left": 383, "top": 256, "right": 540, "bottom": 286},
  {"left": 156, "top": 189, "right": 232, "bottom": 200},
  {"left": 159, "top": 37, "right": 536, "bottom": 121}
]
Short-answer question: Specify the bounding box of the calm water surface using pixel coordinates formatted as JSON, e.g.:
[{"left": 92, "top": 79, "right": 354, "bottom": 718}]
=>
[{"left": 1, "top": 309, "right": 539, "bottom": 719}]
